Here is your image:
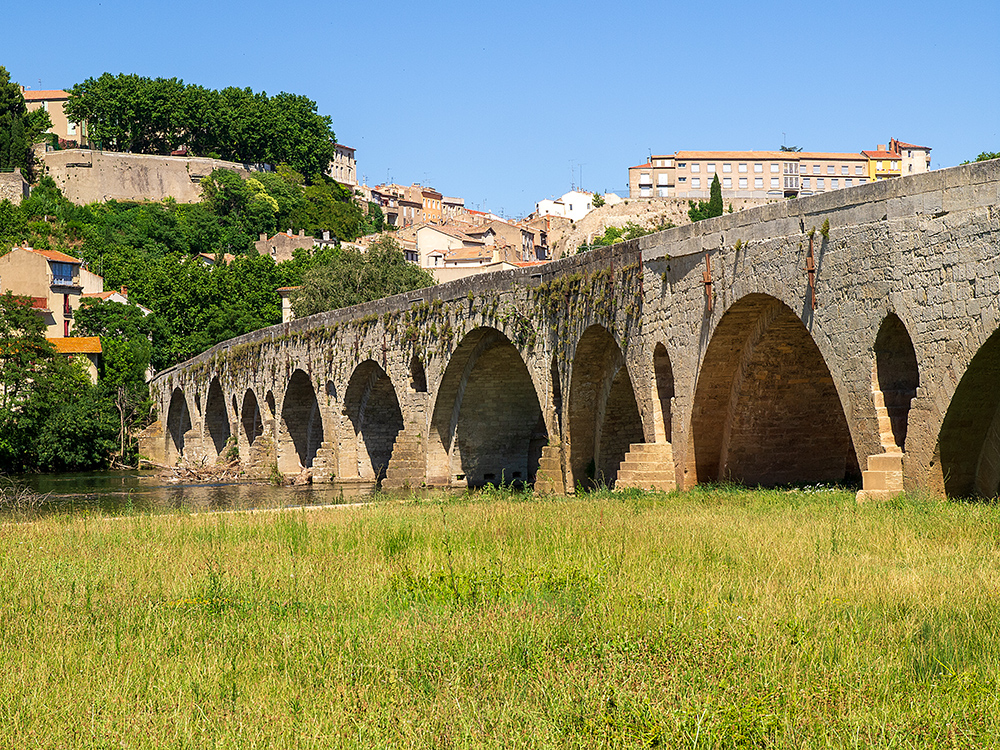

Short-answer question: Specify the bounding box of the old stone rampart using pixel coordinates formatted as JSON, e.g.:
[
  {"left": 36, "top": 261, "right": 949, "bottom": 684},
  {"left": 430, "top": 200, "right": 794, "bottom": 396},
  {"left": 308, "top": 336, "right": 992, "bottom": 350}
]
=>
[{"left": 42, "top": 149, "right": 265, "bottom": 204}]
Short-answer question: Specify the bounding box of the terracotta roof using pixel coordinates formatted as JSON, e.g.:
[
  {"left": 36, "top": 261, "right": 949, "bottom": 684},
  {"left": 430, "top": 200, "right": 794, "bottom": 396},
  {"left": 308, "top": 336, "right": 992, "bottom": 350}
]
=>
[
  {"left": 48, "top": 336, "right": 102, "bottom": 354},
  {"left": 630, "top": 162, "right": 653, "bottom": 170},
  {"left": 893, "top": 140, "right": 930, "bottom": 150},
  {"left": 30, "top": 297, "right": 49, "bottom": 310},
  {"left": 22, "top": 89, "right": 69, "bottom": 101},
  {"left": 513, "top": 260, "right": 549, "bottom": 267},
  {"left": 18, "top": 246, "right": 82, "bottom": 264},
  {"left": 335, "top": 144, "right": 355, "bottom": 152},
  {"left": 81, "top": 290, "right": 117, "bottom": 301},
  {"left": 419, "top": 224, "right": 483, "bottom": 244},
  {"left": 197, "top": 252, "right": 237, "bottom": 263},
  {"left": 276, "top": 286, "right": 300, "bottom": 294},
  {"left": 862, "top": 150, "right": 900, "bottom": 159}
]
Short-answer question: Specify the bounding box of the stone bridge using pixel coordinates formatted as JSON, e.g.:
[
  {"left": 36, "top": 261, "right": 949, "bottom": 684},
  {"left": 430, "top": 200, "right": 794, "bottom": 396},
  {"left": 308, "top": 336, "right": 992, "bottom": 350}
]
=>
[{"left": 142, "top": 160, "right": 1000, "bottom": 499}]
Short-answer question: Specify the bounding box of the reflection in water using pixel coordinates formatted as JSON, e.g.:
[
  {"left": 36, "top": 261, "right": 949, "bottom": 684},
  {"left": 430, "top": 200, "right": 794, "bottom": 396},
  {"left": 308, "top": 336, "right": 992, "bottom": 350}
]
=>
[{"left": 7, "top": 471, "right": 381, "bottom": 519}]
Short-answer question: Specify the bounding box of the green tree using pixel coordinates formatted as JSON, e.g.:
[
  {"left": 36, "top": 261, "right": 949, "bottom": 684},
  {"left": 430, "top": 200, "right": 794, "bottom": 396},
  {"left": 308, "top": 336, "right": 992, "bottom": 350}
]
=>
[
  {"left": 290, "top": 235, "right": 434, "bottom": 318},
  {"left": 591, "top": 193, "right": 605, "bottom": 208},
  {"left": 688, "top": 174, "right": 724, "bottom": 222},
  {"left": 0, "top": 66, "right": 50, "bottom": 178}
]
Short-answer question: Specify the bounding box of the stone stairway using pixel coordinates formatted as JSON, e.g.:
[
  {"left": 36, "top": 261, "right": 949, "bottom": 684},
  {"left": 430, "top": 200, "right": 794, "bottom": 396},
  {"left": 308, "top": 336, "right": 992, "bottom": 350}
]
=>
[
  {"left": 534, "top": 445, "right": 565, "bottom": 495},
  {"left": 382, "top": 428, "right": 426, "bottom": 490},
  {"left": 615, "top": 442, "right": 676, "bottom": 491},
  {"left": 311, "top": 441, "right": 337, "bottom": 483},
  {"left": 857, "top": 451, "right": 904, "bottom": 502}
]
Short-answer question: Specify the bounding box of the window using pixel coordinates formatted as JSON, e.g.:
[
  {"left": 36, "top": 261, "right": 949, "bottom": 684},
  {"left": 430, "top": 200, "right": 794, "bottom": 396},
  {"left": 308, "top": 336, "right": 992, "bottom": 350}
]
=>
[
  {"left": 908, "top": 164, "right": 913, "bottom": 173},
  {"left": 738, "top": 163, "right": 748, "bottom": 173},
  {"left": 877, "top": 161, "right": 884, "bottom": 170},
  {"left": 859, "top": 178, "right": 868, "bottom": 184},
  {"left": 63, "top": 294, "right": 70, "bottom": 315},
  {"left": 640, "top": 188, "right": 652, "bottom": 197},
  {"left": 657, "top": 188, "right": 668, "bottom": 197},
  {"left": 770, "top": 177, "right": 779, "bottom": 188},
  {"left": 754, "top": 177, "right": 763, "bottom": 188},
  {"left": 891, "top": 161, "right": 899, "bottom": 170},
  {"left": 817, "top": 178, "right": 825, "bottom": 189},
  {"left": 691, "top": 178, "right": 701, "bottom": 188},
  {"left": 845, "top": 178, "right": 853, "bottom": 187},
  {"left": 678, "top": 176, "right": 687, "bottom": 183},
  {"left": 841, "top": 165, "right": 849, "bottom": 174},
  {"left": 737, "top": 177, "right": 746, "bottom": 189},
  {"left": 678, "top": 162, "right": 687, "bottom": 168},
  {"left": 707, "top": 163, "right": 715, "bottom": 173},
  {"left": 855, "top": 165, "right": 864, "bottom": 174},
  {"left": 64, "top": 320, "right": 70, "bottom": 336},
  {"left": 907, "top": 150, "right": 913, "bottom": 158},
  {"left": 813, "top": 164, "right": 820, "bottom": 174},
  {"left": 770, "top": 163, "right": 780, "bottom": 173},
  {"left": 831, "top": 178, "right": 839, "bottom": 188},
  {"left": 827, "top": 165, "right": 835, "bottom": 174},
  {"left": 68, "top": 122, "right": 77, "bottom": 136},
  {"left": 723, "top": 177, "right": 732, "bottom": 188},
  {"left": 639, "top": 172, "right": 651, "bottom": 184},
  {"left": 691, "top": 164, "right": 700, "bottom": 173},
  {"left": 801, "top": 178, "right": 810, "bottom": 189},
  {"left": 722, "top": 163, "right": 732, "bottom": 173},
  {"left": 657, "top": 173, "right": 669, "bottom": 185},
  {"left": 50, "top": 262, "right": 74, "bottom": 285},
  {"left": 754, "top": 163, "right": 763, "bottom": 173}
]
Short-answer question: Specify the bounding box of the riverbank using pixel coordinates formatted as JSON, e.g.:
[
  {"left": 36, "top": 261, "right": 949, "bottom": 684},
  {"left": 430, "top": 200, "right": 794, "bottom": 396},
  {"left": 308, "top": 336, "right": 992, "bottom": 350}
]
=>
[{"left": 2, "top": 486, "right": 999, "bottom": 747}]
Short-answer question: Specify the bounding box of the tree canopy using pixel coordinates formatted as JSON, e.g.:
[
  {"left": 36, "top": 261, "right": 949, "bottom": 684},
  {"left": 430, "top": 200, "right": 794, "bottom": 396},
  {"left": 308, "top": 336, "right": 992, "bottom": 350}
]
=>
[
  {"left": 64, "top": 74, "right": 337, "bottom": 179},
  {"left": 290, "top": 235, "right": 435, "bottom": 318}
]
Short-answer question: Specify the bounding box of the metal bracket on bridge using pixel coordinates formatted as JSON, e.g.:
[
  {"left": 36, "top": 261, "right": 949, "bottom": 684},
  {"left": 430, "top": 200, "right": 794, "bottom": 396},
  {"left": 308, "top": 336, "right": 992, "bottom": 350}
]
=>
[
  {"left": 806, "top": 236, "right": 817, "bottom": 309},
  {"left": 703, "top": 252, "right": 713, "bottom": 312}
]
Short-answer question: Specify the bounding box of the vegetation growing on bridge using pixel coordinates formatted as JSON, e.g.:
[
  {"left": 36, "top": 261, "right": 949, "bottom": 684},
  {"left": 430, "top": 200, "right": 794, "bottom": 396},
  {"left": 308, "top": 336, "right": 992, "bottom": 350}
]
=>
[{"left": 3, "top": 487, "right": 1000, "bottom": 746}]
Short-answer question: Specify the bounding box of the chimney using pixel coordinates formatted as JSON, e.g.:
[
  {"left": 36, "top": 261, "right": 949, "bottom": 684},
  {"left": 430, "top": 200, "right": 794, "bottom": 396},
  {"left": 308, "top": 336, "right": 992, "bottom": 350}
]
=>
[
  {"left": 288, "top": 228, "right": 293, "bottom": 235},
  {"left": 259, "top": 233, "right": 266, "bottom": 241},
  {"left": 121, "top": 286, "right": 128, "bottom": 296},
  {"left": 299, "top": 229, "right": 305, "bottom": 237},
  {"left": 877, "top": 144, "right": 886, "bottom": 152},
  {"left": 323, "top": 230, "right": 330, "bottom": 241}
]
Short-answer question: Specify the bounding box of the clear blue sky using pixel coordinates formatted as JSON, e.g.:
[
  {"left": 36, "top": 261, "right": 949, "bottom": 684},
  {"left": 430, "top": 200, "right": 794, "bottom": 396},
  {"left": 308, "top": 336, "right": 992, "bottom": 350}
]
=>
[{"left": 5, "top": 0, "right": 998, "bottom": 218}]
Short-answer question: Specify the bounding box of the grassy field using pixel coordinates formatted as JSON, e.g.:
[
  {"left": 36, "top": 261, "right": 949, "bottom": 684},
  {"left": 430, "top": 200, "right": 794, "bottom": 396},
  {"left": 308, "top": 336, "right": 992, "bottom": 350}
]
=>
[{"left": 2, "top": 485, "right": 1000, "bottom": 748}]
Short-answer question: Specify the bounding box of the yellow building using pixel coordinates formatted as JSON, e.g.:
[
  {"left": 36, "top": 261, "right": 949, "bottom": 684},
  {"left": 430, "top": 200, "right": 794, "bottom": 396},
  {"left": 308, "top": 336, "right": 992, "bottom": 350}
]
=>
[
  {"left": 21, "top": 89, "right": 88, "bottom": 147},
  {"left": 862, "top": 146, "right": 903, "bottom": 181}
]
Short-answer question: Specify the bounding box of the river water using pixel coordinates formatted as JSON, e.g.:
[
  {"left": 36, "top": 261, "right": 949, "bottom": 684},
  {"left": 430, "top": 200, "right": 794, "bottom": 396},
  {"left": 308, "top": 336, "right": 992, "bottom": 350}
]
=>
[{"left": 4, "top": 471, "right": 383, "bottom": 519}]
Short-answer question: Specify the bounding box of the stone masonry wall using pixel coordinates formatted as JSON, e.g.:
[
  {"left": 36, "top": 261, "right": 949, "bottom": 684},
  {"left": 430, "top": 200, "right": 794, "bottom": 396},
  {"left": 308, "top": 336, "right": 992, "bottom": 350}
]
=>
[
  {"left": 0, "top": 169, "right": 29, "bottom": 205},
  {"left": 43, "top": 149, "right": 260, "bottom": 204}
]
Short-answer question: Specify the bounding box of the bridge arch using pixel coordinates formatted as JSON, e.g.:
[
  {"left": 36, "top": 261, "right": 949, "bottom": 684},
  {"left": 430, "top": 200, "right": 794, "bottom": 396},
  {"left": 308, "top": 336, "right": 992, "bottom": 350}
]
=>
[
  {"left": 340, "top": 360, "right": 404, "bottom": 482},
  {"left": 872, "top": 313, "right": 919, "bottom": 452},
  {"left": 428, "top": 327, "right": 546, "bottom": 487},
  {"left": 204, "top": 377, "right": 231, "bottom": 460},
  {"left": 240, "top": 389, "right": 264, "bottom": 451},
  {"left": 935, "top": 328, "right": 1000, "bottom": 498},
  {"left": 568, "top": 324, "right": 644, "bottom": 490},
  {"left": 278, "top": 369, "right": 323, "bottom": 473},
  {"left": 653, "top": 343, "right": 675, "bottom": 443},
  {"left": 166, "top": 387, "right": 191, "bottom": 463},
  {"left": 691, "top": 293, "right": 856, "bottom": 487}
]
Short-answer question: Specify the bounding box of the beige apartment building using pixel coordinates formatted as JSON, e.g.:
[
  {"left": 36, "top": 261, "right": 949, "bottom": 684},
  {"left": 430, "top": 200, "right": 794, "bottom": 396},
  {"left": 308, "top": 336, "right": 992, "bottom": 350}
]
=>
[
  {"left": 629, "top": 150, "right": 872, "bottom": 200},
  {"left": 329, "top": 144, "right": 357, "bottom": 187}
]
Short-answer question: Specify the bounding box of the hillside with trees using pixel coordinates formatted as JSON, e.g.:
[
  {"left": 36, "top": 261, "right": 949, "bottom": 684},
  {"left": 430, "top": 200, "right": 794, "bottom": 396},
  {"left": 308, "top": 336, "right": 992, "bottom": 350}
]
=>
[{"left": 0, "top": 66, "right": 52, "bottom": 179}]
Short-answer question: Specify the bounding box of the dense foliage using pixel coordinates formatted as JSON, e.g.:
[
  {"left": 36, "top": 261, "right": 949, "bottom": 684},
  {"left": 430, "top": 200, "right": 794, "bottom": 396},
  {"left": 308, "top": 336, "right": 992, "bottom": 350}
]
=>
[
  {"left": 0, "top": 292, "right": 117, "bottom": 472},
  {"left": 0, "top": 66, "right": 51, "bottom": 179},
  {"left": 64, "top": 73, "right": 337, "bottom": 178},
  {"left": 291, "top": 235, "right": 435, "bottom": 318}
]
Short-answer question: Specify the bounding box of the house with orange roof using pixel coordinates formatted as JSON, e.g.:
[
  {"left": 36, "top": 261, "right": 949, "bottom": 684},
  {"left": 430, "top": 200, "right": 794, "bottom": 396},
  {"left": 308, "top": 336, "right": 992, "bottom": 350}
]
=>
[
  {"left": 862, "top": 145, "right": 903, "bottom": 181},
  {"left": 20, "top": 87, "right": 87, "bottom": 147},
  {"left": 889, "top": 138, "right": 932, "bottom": 176},
  {"left": 45, "top": 336, "right": 102, "bottom": 382},
  {"left": 0, "top": 245, "right": 103, "bottom": 338}
]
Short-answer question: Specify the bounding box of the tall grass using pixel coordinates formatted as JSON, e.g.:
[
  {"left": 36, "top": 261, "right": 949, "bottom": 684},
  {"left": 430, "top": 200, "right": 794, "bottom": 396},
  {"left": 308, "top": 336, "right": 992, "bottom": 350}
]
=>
[{"left": 2, "top": 487, "right": 1000, "bottom": 747}]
